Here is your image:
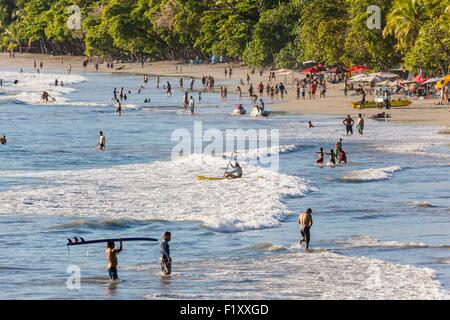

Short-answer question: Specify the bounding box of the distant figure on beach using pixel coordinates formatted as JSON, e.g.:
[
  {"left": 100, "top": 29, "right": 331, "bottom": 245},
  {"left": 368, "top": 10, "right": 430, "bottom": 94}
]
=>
[
  {"left": 343, "top": 115, "right": 354, "bottom": 136},
  {"left": 359, "top": 88, "right": 366, "bottom": 109},
  {"left": 357, "top": 114, "right": 364, "bottom": 135},
  {"left": 308, "top": 121, "right": 314, "bottom": 128},
  {"left": 298, "top": 208, "right": 313, "bottom": 252},
  {"left": 55, "top": 79, "right": 59, "bottom": 86},
  {"left": 115, "top": 99, "right": 122, "bottom": 116},
  {"left": 224, "top": 162, "right": 243, "bottom": 179},
  {"left": 106, "top": 239, "right": 123, "bottom": 281},
  {"left": 315, "top": 148, "right": 324, "bottom": 165},
  {"left": 160, "top": 231, "right": 172, "bottom": 276},
  {"left": 0, "top": 135, "right": 7, "bottom": 145},
  {"left": 189, "top": 96, "right": 195, "bottom": 115},
  {"left": 97, "top": 131, "right": 106, "bottom": 151},
  {"left": 190, "top": 77, "right": 195, "bottom": 90}
]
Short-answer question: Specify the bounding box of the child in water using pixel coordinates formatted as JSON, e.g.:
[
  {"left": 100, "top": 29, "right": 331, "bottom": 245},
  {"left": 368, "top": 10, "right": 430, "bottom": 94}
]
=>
[
  {"left": 160, "top": 231, "right": 172, "bottom": 276},
  {"left": 325, "top": 149, "right": 336, "bottom": 166},
  {"left": 338, "top": 148, "right": 347, "bottom": 164},
  {"left": 315, "top": 148, "right": 324, "bottom": 165}
]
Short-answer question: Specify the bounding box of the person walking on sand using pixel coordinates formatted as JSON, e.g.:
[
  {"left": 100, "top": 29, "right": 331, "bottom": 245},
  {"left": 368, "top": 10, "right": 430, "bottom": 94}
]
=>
[
  {"left": 106, "top": 239, "right": 123, "bottom": 281},
  {"left": 298, "top": 208, "right": 313, "bottom": 252},
  {"left": 343, "top": 115, "right": 354, "bottom": 136},
  {"left": 356, "top": 113, "right": 365, "bottom": 135},
  {"left": 97, "top": 131, "right": 106, "bottom": 151},
  {"left": 160, "top": 231, "right": 172, "bottom": 276}
]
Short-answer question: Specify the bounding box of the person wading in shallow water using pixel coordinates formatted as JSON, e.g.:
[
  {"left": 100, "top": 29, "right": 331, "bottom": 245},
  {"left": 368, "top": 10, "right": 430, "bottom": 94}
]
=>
[
  {"left": 160, "top": 231, "right": 172, "bottom": 276},
  {"left": 298, "top": 208, "right": 313, "bottom": 252}
]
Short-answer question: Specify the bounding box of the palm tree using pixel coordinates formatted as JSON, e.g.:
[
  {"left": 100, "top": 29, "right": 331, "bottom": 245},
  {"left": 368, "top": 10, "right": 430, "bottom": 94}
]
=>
[{"left": 383, "top": 0, "right": 432, "bottom": 51}]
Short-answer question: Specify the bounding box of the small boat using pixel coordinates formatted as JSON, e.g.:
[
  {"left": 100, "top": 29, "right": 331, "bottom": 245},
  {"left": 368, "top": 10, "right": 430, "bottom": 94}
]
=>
[
  {"left": 351, "top": 99, "right": 412, "bottom": 109},
  {"left": 232, "top": 104, "right": 246, "bottom": 115},
  {"left": 250, "top": 106, "right": 271, "bottom": 117}
]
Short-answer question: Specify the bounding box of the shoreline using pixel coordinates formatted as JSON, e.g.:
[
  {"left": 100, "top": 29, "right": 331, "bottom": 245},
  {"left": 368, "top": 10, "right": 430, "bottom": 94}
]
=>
[{"left": 1, "top": 52, "right": 449, "bottom": 128}]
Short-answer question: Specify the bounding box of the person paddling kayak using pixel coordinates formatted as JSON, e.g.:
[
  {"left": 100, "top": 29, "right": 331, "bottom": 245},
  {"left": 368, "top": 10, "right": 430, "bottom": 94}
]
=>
[{"left": 224, "top": 162, "right": 242, "bottom": 179}]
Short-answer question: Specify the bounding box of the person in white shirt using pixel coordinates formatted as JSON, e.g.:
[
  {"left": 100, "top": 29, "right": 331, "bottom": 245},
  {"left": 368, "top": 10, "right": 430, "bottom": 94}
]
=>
[
  {"left": 97, "top": 131, "right": 106, "bottom": 151},
  {"left": 189, "top": 96, "right": 195, "bottom": 115}
]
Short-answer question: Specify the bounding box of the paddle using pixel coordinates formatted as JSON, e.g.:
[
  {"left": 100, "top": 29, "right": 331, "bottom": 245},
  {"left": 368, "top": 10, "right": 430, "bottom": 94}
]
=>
[{"left": 223, "top": 151, "right": 236, "bottom": 178}]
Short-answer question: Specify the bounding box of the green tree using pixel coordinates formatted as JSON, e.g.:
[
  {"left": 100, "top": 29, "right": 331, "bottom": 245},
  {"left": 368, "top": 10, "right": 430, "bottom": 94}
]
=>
[{"left": 383, "top": 0, "right": 433, "bottom": 52}]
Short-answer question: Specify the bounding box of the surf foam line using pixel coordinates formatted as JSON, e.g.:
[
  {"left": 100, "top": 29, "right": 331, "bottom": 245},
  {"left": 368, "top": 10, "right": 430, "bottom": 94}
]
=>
[
  {"left": 339, "top": 166, "right": 402, "bottom": 182},
  {"left": 0, "top": 71, "right": 87, "bottom": 105},
  {"left": 0, "top": 154, "right": 314, "bottom": 233},
  {"left": 142, "top": 251, "right": 450, "bottom": 300}
]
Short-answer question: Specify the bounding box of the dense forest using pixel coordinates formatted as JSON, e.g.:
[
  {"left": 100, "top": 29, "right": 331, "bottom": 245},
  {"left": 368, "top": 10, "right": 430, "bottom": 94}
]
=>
[{"left": 0, "top": 0, "right": 449, "bottom": 72}]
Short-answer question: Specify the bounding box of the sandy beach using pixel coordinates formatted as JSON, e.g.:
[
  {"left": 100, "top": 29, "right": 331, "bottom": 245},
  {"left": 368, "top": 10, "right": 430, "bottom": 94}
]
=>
[{"left": 1, "top": 52, "right": 449, "bottom": 128}]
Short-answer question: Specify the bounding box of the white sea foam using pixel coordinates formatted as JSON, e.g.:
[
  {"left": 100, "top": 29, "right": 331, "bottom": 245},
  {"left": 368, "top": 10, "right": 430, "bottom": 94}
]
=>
[
  {"left": 333, "top": 235, "right": 428, "bottom": 249},
  {"left": 277, "top": 118, "right": 450, "bottom": 156},
  {"left": 340, "top": 166, "right": 402, "bottom": 182},
  {"left": 142, "top": 250, "right": 450, "bottom": 300},
  {"left": 0, "top": 154, "right": 312, "bottom": 232},
  {"left": 0, "top": 71, "right": 87, "bottom": 105}
]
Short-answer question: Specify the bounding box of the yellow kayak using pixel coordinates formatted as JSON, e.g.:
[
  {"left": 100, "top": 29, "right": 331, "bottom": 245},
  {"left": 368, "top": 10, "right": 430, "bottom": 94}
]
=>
[
  {"left": 196, "top": 176, "right": 226, "bottom": 181},
  {"left": 351, "top": 99, "right": 412, "bottom": 109}
]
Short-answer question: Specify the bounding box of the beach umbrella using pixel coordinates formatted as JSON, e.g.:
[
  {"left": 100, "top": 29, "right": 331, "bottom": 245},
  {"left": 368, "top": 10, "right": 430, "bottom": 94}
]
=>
[
  {"left": 328, "top": 66, "right": 348, "bottom": 73},
  {"left": 303, "top": 60, "right": 318, "bottom": 67},
  {"left": 363, "top": 75, "right": 383, "bottom": 83},
  {"left": 348, "top": 74, "right": 368, "bottom": 82},
  {"left": 436, "top": 74, "right": 450, "bottom": 89},
  {"left": 369, "top": 72, "right": 399, "bottom": 80},
  {"left": 301, "top": 67, "right": 319, "bottom": 73},
  {"left": 413, "top": 74, "right": 429, "bottom": 84},
  {"left": 422, "top": 77, "right": 442, "bottom": 85},
  {"left": 348, "top": 65, "right": 371, "bottom": 73}
]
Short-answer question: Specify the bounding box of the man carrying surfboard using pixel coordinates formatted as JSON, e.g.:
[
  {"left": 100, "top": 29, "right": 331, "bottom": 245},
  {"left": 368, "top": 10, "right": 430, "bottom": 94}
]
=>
[{"left": 106, "top": 239, "right": 123, "bottom": 281}]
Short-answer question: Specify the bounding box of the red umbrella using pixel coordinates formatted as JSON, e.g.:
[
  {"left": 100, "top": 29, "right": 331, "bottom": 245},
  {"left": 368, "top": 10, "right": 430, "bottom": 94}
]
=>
[
  {"left": 302, "top": 67, "right": 319, "bottom": 73},
  {"left": 328, "top": 66, "right": 348, "bottom": 73},
  {"left": 348, "top": 65, "right": 370, "bottom": 73},
  {"left": 413, "top": 74, "right": 429, "bottom": 84}
]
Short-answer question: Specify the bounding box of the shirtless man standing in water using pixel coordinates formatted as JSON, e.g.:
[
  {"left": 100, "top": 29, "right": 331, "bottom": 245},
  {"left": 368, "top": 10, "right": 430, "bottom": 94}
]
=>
[
  {"left": 298, "top": 208, "right": 313, "bottom": 252},
  {"left": 106, "top": 239, "right": 123, "bottom": 281}
]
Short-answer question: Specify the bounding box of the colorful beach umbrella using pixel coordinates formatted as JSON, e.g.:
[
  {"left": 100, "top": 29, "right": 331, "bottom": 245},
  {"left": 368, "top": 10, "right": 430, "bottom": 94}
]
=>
[
  {"left": 301, "top": 67, "right": 319, "bottom": 73},
  {"left": 413, "top": 74, "right": 429, "bottom": 84},
  {"left": 348, "top": 65, "right": 370, "bottom": 73},
  {"left": 436, "top": 74, "right": 450, "bottom": 89}
]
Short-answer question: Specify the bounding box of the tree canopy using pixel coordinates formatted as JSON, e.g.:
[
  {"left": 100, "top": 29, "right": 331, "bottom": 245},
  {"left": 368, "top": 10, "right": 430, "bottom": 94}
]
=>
[{"left": 0, "top": 0, "right": 449, "bottom": 72}]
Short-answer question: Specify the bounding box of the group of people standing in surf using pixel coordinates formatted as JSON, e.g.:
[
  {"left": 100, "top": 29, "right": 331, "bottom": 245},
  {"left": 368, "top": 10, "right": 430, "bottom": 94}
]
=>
[{"left": 314, "top": 114, "right": 365, "bottom": 167}]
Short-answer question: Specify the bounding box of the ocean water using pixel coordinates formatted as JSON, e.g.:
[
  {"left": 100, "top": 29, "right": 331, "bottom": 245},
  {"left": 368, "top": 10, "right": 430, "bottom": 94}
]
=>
[{"left": 0, "top": 67, "right": 449, "bottom": 300}]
